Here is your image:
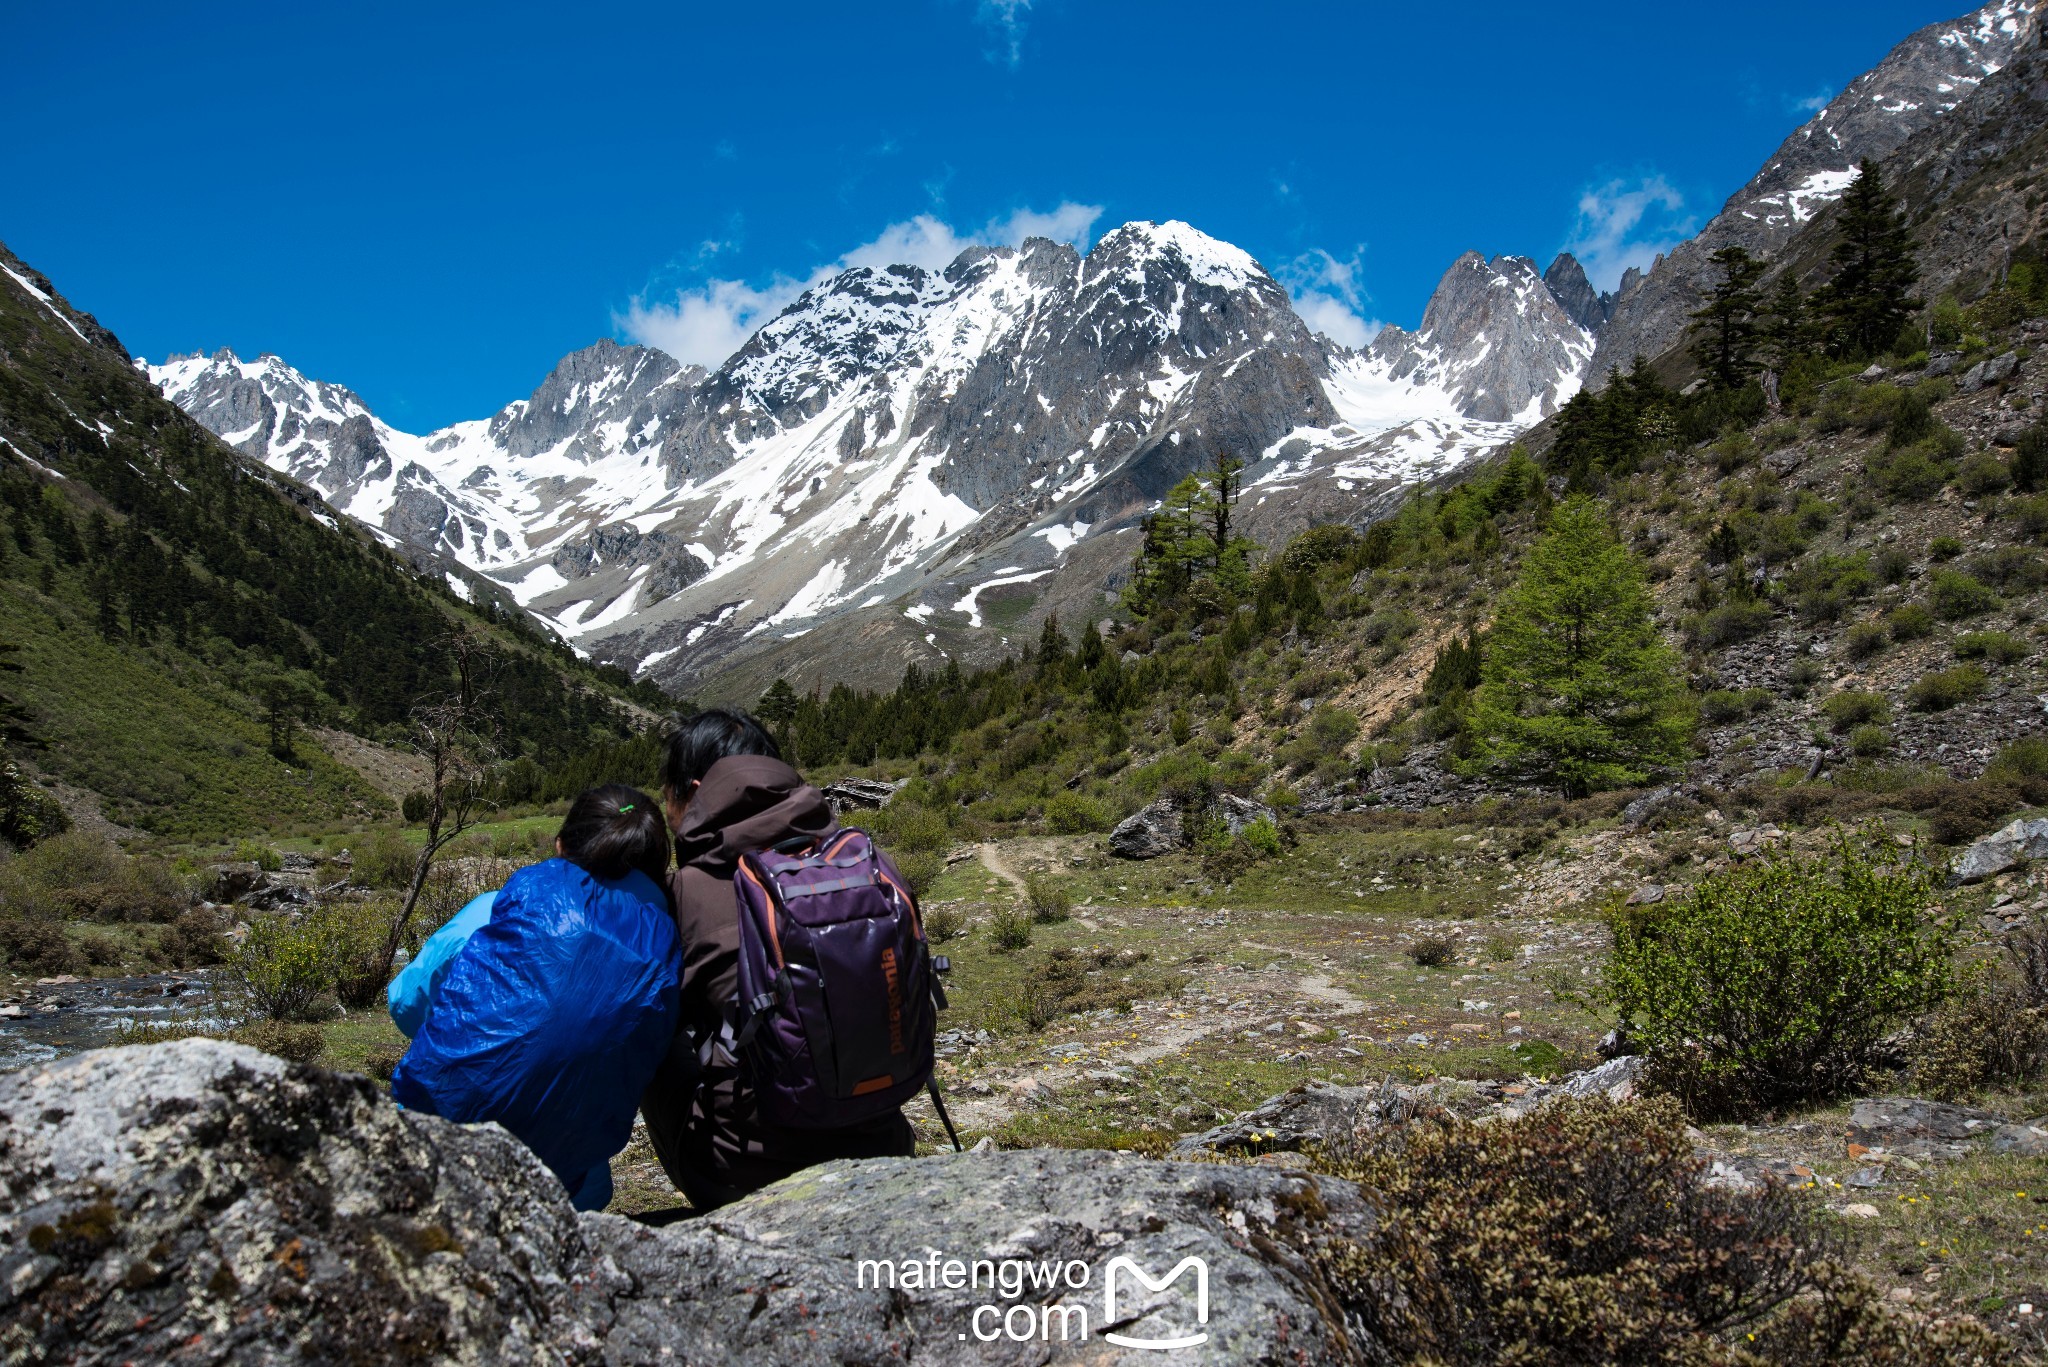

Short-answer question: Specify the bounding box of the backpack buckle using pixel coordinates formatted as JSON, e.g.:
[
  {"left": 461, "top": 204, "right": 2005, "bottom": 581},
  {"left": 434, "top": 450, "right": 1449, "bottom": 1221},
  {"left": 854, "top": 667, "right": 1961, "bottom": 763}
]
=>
[{"left": 932, "top": 955, "right": 951, "bottom": 974}]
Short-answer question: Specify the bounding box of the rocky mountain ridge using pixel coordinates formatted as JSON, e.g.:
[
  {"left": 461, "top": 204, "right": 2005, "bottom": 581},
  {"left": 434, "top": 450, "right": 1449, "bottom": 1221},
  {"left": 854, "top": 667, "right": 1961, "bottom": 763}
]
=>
[
  {"left": 152, "top": 222, "right": 1598, "bottom": 695},
  {"left": 1590, "top": 0, "right": 2041, "bottom": 379}
]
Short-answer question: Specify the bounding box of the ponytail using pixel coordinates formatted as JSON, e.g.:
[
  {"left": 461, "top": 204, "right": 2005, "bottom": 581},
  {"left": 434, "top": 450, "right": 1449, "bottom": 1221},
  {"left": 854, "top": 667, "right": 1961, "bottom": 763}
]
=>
[{"left": 556, "top": 783, "right": 670, "bottom": 886}]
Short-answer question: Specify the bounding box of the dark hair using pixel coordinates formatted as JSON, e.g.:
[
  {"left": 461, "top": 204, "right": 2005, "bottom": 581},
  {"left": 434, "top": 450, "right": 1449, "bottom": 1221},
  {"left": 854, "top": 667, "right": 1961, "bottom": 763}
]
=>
[
  {"left": 556, "top": 783, "right": 670, "bottom": 884},
  {"left": 659, "top": 708, "right": 781, "bottom": 797}
]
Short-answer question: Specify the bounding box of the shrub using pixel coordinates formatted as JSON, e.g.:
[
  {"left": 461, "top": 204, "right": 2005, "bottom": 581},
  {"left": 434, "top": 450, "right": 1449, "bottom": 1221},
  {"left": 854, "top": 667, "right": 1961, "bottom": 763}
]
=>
[
  {"left": 1954, "top": 452, "right": 2011, "bottom": 497},
  {"left": 0, "top": 917, "right": 83, "bottom": 974},
  {"left": 1928, "top": 534, "right": 1965, "bottom": 562},
  {"left": 1841, "top": 619, "right": 1889, "bottom": 661},
  {"left": 1299, "top": 1097, "right": 1917, "bottom": 1367},
  {"left": 1926, "top": 568, "right": 1998, "bottom": 619},
  {"left": 1848, "top": 725, "right": 1892, "bottom": 758},
  {"left": 1022, "top": 872, "right": 1073, "bottom": 924},
  {"left": 1884, "top": 601, "right": 1935, "bottom": 640},
  {"left": 0, "top": 831, "right": 186, "bottom": 924},
  {"left": 1306, "top": 704, "right": 1360, "bottom": 749},
  {"left": 1873, "top": 546, "right": 1912, "bottom": 584},
  {"left": 1604, "top": 826, "right": 1953, "bottom": 1117},
  {"left": 892, "top": 849, "right": 947, "bottom": 901},
  {"left": 234, "top": 1020, "right": 326, "bottom": 1064},
  {"left": 1914, "top": 953, "right": 2048, "bottom": 1099},
  {"left": 1821, "top": 690, "right": 1890, "bottom": 730},
  {"left": 2008, "top": 490, "right": 2048, "bottom": 541},
  {"left": 1954, "top": 629, "right": 2029, "bottom": 664},
  {"left": 156, "top": 908, "right": 226, "bottom": 967},
  {"left": 1685, "top": 600, "right": 1774, "bottom": 650},
  {"left": 1408, "top": 933, "right": 1458, "bottom": 968},
  {"left": 988, "top": 905, "right": 1032, "bottom": 953},
  {"left": 922, "top": 903, "right": 966, "bottom": 943},
  {"left": 232, "top": 913, "right": 339, "bottom": 1022},
  {"left": 349, "top": 829, "right": 417, "bottom": 890},
  {"left": 232, "top": 839, "right": 282, "bottom": 872},
  {"left": 1698, "top": 688, "right": 1770, "bottom": 724},
  {"left": 1906, "top": 664, "right": 1987, "bottom": 711},
  {"left": 1967, "top": 544, "right": 2048, "bottom": 590},
  {"left": 1869, "top": 447, "right": 1951, "bottom": 501},
  {"left": 1241, "top": 818, "right": 1283, "bottom": 858},
  {"left": 1040, "top": 792, "right": 1111, "bottom": 835},
  {"left": 1986, "top": 735, "right": 2048, "bottom": 784}
]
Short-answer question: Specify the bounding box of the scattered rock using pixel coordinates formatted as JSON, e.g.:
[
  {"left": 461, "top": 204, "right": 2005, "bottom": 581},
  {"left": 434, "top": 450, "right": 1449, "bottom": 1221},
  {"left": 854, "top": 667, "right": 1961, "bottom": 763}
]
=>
[
  {"left": 1761, "top": 447, "right": 1805, "bottom": 476},
  {"left": 1727, "top": 825, "right": 1785, "bottom": 858},
  {"left": 1992, "top": 422, "right": 2031, "bottom": 447},
  {"left": 1619, "top": 785, "right": 1680, "bottom": 832},
  {"left": 1859, "top": 363, "right": 1887, "bottom": 381},
  {"left": 1171, "top": 1078, "right": 1436, "bottom": 1157},
  {"left": 1951, "top": 818, "right": 2048, "bottom": 884},
  {"left": 1925, "top": 351, "right": 1963, "bottom": 378},
  {"left": 1108, "top": 800, "right": 1184, "bottom": 859},
  {"left": 1959, "top": 351, "right": 2019, "bottom": 393},
  {"left": 1989, "top": 1119, "right": 2048, "bottom": 1156},
  {"left": 1840, "top": 1203, "right": 1881, "bottom": 1219},
  {"left": 203, "top": 860, "right": 264, "bottom": 903},
  {"left": 820, "top": 778, "right": 903, "bottom": 814},
  {"left": 1846, "top": 1097, "right": 2005, "bottom": 1156},
  {"left": 1625, "top": 883, "right": 1666, "bottom": 906},
  {"left": 2, "top": 1041, "right": 1390, "bottom": 1365},
  {"left": 1596, "top": 1029, "right": 1634, "bottom": 1060}
]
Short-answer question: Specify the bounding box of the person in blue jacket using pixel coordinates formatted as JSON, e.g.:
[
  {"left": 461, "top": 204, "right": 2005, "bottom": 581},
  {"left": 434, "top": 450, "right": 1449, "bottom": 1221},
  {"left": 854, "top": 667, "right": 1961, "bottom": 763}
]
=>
[{"left": 390, "top": 784, "right": 681, "bottom": 1211}]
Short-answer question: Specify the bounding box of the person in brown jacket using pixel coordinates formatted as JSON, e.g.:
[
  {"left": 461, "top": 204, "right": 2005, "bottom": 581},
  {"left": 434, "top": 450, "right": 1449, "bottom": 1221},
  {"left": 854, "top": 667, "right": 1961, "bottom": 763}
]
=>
[{"left": 639, "top": 708, "right": 917, "bottom": 1210}]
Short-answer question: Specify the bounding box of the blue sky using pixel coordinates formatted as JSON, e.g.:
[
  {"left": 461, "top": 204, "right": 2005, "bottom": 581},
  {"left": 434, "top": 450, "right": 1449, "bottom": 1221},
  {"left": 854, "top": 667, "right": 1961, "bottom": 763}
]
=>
[{"left": 5, "top": 1, "right": 1968, "bottom": 430}]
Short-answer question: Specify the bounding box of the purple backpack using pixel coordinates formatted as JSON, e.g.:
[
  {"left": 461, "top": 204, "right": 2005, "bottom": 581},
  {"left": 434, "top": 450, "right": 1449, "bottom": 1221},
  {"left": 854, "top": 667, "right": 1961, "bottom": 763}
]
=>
[{"left": 730, "top": 828, "right": 947, "bottom": 1129}]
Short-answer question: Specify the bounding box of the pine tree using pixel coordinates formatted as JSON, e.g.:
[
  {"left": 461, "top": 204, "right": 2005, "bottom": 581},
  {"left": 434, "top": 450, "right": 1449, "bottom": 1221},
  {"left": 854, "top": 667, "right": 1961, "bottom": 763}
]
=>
[
  {"left": 1690, "top": 246, "right": 1766, "bottom": 389},
  {"left": 1759, "top": 275, "right": 1809, "bottom": 374},
  {"left": 1815, "top": 159, "right": 1920, "bottom": 359},
  {"left": 757, "top": 678, "right": 799, "bottom": 755},
  {"left": 1469, "top": 496, "right": 1691, "bottom": 797}
]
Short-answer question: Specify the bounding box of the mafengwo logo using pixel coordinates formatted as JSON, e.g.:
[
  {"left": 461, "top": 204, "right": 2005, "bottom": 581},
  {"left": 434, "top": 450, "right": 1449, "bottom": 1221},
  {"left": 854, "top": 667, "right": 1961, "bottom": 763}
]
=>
[{"left": 1102, "top": 1255, "right": 1209, "bottom": 1351}]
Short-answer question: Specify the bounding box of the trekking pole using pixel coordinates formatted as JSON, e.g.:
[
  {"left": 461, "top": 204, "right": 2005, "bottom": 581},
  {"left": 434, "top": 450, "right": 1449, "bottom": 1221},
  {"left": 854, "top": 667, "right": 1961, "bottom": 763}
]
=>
[{"left": 927, "top": 1077, "right": 964, "bottom": 1153}]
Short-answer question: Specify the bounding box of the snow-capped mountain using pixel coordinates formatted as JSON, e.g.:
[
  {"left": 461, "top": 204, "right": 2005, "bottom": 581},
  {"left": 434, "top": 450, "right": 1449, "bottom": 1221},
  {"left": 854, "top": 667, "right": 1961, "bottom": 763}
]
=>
[
  {"left": 1591, "top": 0, "right": 2040, "bottom": 378},
  {"left": 151, "top": 221, "right": 1593, "bottom": 694}
]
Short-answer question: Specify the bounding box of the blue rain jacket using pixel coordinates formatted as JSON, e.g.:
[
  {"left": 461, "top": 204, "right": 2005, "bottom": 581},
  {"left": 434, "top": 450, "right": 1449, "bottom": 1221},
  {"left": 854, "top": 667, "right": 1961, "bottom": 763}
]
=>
[
  {"left": 390, "top": 858, "right": 681, "bottom": 1211},
  {"left": 388, "top": 890, "right": 499, "bottom": 1038}
]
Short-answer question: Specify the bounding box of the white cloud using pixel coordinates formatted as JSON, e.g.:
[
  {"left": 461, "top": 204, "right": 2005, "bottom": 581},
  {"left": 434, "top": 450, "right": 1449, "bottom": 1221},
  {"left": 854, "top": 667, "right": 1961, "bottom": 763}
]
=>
[
  {"left": 1277, "top": 248, "right": 1381, "bottom": 350},
  {"left": 617, "top": 202, "right": 1104, "bottom": 369},
  {"left": 1564, "top": 176, "right": 1696, "bottom": 292},
  {"left": 977, "top": 0, "right": 1031, "bottom": 67},
  {"left": 1791, "top": 86, "right": 1833, "bottom": 114}
]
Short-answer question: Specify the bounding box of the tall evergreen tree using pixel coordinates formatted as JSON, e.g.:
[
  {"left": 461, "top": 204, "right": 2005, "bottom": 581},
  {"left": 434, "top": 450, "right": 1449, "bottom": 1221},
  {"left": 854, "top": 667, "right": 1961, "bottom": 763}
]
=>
[
  {"left": 1814, "top": 159, "right": 1920, "bottom": 359},
  {"left": 1758, "top": 274, "right": 1809, "bottom": 375},
  {"left": 1690, "top": 246, "right": 1766, "bottom": 389},
  {"left": 1469, "top": 497, "right": 1691, "bottom": 797}
]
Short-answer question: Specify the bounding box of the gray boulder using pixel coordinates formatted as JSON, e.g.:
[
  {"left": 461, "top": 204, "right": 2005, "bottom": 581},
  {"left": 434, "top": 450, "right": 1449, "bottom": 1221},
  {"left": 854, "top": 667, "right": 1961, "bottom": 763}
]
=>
[
  {"left": 1951, "top": 817, "right": 2048, "bottom": 884},
  {"left": 1990, "top": 1118, "right": 2048, "bottom": 1156},
  {"left": 1846, "top": 1097, "right": 2006, "bottom": 1156},
  {"left": 1960, "top": 351, "right": 2020, "bottom": 393},
  {"left": 819, "top": 777, "right": 902, "bottom": 814},
  {"left": 0, "top": 1041, "right": 1390, "bottom": 1365},
  {"left": 1108, "top": 800, "right": 1184, "bottom": 859},
  {"left": 1216, "top": 792, "right": 1278, "bottom": 836},
  {"left": 1172, "top": 1078, "right": 1434, "bottom": 1158},
  {"left": 203, "top": 860, "right": 264, "bottom": 903},
  {"left": 1618, "top": 785, "right": 1680, "bottom": 832}
]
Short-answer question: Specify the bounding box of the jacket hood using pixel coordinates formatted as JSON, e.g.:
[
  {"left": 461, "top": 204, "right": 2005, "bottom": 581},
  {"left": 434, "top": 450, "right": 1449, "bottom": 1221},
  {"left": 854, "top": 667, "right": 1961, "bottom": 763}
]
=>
[{"left": 673, "top": 754, "right": 833, "bottom": 871}]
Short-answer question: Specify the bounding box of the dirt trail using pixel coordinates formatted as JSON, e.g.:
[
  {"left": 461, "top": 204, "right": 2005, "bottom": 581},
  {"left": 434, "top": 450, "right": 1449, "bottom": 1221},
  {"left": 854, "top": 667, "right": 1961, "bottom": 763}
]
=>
[
  {"left": 1241, "top": 940, "right": 1370, "bottom": 1014},
  {"left": 975, "top": 844, "right": 1099, "bottom": 929}
]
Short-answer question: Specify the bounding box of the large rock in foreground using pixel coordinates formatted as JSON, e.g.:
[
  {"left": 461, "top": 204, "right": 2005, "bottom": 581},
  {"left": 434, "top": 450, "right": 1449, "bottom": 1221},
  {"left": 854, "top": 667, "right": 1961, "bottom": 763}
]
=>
[{"left": 0, "top": 1042, "right": 1386, "bottom": 1364}]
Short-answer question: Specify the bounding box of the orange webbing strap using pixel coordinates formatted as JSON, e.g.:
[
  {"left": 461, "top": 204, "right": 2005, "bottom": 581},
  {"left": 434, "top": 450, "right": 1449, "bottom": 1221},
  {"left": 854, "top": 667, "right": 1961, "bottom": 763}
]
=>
[
  {"left": 876, "top": 866, "right": 924, "bottom": 940},
  {"left": 737, "top": 859, "right": 787, "bottom": 970}
]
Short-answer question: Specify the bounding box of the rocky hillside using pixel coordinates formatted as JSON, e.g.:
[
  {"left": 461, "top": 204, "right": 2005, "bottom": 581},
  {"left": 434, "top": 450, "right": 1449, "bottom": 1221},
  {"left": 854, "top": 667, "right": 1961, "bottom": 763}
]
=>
[
  {"left": 1590, "top": 0, "right": 2040, "bottom": 380},
  {"left": 0, "top": 244, "right": 652, "bottom": 838},
  {"left": 152, "top": 225, "right": 1599, "bottom": 697}
]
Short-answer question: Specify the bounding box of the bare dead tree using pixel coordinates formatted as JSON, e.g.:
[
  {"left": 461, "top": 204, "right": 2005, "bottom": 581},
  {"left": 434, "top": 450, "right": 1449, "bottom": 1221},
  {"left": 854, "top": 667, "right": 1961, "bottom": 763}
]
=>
[{"left": 355, "top": 631, "right": 502, "bottom": 994}]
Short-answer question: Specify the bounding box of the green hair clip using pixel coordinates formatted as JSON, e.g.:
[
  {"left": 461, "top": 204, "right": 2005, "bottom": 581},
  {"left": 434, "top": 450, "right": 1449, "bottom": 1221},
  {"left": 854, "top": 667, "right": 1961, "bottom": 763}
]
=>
[{"left": 618, "top": 803, "right": 635, "bottom": 813}]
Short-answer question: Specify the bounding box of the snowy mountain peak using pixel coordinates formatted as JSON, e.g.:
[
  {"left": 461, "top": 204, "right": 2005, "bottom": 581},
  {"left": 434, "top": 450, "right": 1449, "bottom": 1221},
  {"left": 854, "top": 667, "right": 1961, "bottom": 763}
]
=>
[{"left": 1090, "top": 219, "right": 1271, "bottom": 293}]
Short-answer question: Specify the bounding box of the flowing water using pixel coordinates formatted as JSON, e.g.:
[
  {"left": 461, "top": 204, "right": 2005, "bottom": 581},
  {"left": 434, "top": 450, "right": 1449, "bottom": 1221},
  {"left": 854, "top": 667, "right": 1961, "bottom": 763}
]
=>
[{"left": 0, "top": 973, "right": 223, "bottom": 1072}]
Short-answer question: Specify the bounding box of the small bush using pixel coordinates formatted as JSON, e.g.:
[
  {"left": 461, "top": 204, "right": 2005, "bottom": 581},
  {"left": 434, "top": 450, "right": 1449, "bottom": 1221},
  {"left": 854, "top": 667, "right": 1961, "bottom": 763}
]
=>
[
  {"left": 1821, "top": 690, "right": 1890, "bottom": 730},
  {"left": 1906, "top": 664, "right": 1987, "bottom": 711},
  {"left": 922, "top": 903, "right": 966, "bottom": 943},
  {"left": 1482, "top": 933, "right": 1520, "bottom": 963},
  {"left": 1841, "top": 620, "right": 1889, "bottom": 661},
  {"left": 157, "top": 908, "right": 227, "bottom": 967},
  {"left": 1022, "top": 872, "right": 1073, "bottom": 924},
  {"left": 234, "top": 1020, "right": 326, "bottom": 1064},
  {"left": 1986, "top": 735, "right": 2048, "bottom": 783},
  {"left": 1873, "top": 546, "right": 1912, "bottom": 584},
  {"left": 1699, "top": 688, "right": 1771, "bottom": 725},
  {"left": 1408, "top": 933, "right": 1458, "bottom": 968},
  {"left": 1884, "top": 601, "right": 1935, "bottom": 640},
  {"left": 1040, "top": 792, "right": 1111, "bottom": 834},
  {"left": 0, "top": 917, "right": 83, "bottom": 974},
  {"left": 232, "top": 839, "right": 282, "bottom": 872},
  {"left": 1927, "top": 568, "right": 1999, "bottom": 619},
  {"left": 1604, "top": 826, "right": 1953, "bottom": 1117},
  {"left": 988, "top": 905, "right": 1032, "bottom": 953},
  {"left": 1954, "top": 629, "right": 2029, "bottom": 664},
  {"left": 1928, "top": 534, "right": 1965, "bottom": 562},
  {"left": 350, "top": 829, "right": 417, "bottom": 890},
  {"left": 1914, "top": 956, "right": 2048, "bottom": 1099},
  {"left": 892, "top": 849, "right": 947, "bottom": 901},
  {"left": 232, "top": 912, "right": 339, "bottom": 1022},
  {"left": 1848, "top": 725, "right": 1892, "bottom": 758},
  {"left": 1296, "top": 1097, "right": 1990, "bottom": 1367},
  {"left": 1869, "top": 446, "right": 1951, "bottom": 501},
  {"left": 1685, "top": 600, "right": 1774, "bottom": 650},
  {"left": 1954, "top": 452, "right": 2012, "bottom": 497}
]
